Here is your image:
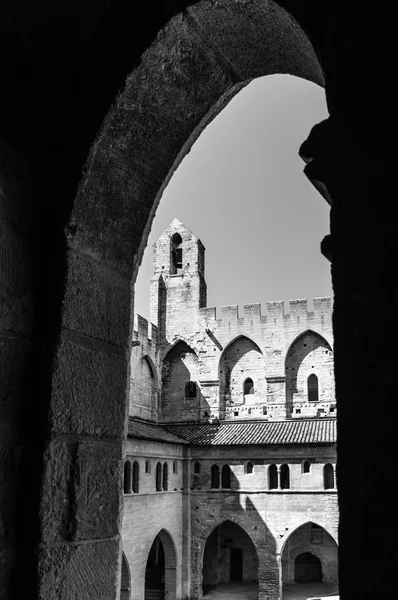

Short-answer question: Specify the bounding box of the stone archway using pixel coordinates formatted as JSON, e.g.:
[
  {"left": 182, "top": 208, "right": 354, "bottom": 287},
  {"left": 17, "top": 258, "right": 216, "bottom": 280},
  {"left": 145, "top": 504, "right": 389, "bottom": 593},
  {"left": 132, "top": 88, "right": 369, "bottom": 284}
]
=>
[
  {"left": 0, "top": 1, "right": 328, "bottom": 598},
  {"left": 202, "top": 520, "right": 259, "bottom": 598},
  {"left": 50, "top": 3, "right": 324, "bottom": 597},
  {"left": 121, "top": 552, "right": 131, "bottom": 600},
  {"left": 145, "top": 530, "right": 177, "bottom": 600},
  {"left": 281, "top": 522, "right": 338, "bottom": 587}
]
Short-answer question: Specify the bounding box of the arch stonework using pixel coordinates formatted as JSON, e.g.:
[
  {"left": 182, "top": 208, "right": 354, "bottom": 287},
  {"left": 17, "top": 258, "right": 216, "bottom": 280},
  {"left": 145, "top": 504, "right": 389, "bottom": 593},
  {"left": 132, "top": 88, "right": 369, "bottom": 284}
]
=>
[
  {"left": 57, "top": 16, "right": 322, "bottom": 599},
  {"left": 280, "top": 522, "right": 338, "bottom": 586},
  {"left": 192, "top": 517, "right": 278, "bottom": 600},
  {"left": 278, "top": 520, "right": 338, "bottom": 555},
  {"left": 143, "top": 529, "right": 179, "bottom": 600},
  {"left": 121, "top": 552, "right": 131, "bottom": 600}
]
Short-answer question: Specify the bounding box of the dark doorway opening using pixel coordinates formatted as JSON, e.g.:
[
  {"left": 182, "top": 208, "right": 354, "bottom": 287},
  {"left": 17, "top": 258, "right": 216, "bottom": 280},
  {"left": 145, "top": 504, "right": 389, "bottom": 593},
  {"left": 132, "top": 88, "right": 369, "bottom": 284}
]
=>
[
  {"left": 145, "top": 535, "right": 165, "bottom": 600},
  {"left": 294, "top": 552, "right": 322, "bottom": 582},
  {"left": 121, "top": 553, "right": 130, "bottom": 600},
  {"left": 230, "top": 548, "right": 243, "bottom": 581},
  {"left": 202, "top": 520, "right": 258, "bottom": 595}
]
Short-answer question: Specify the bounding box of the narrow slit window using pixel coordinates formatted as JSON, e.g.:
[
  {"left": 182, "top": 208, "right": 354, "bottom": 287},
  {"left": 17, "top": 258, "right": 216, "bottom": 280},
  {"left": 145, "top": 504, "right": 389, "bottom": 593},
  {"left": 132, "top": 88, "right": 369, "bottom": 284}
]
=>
[
  {"left": 221, "top": 465, "right": 231, "bottom": 489},
  {"left": 162, "top": 462, "right": 168, "bottom": 491},
  {"left": 124, "top": 461, "right": 132, "bottom": 494},
  {"left": 211, "top": 464, "right": 220, "bottom": 488},
  {"left": 185, "top": 381, "right": 197, "bottom": 398},
  {"left": 156, "top": 462, "right": 162, "bottom": 492},
  {"left": 308, "top": 374, "right": 319, "bottom": 402},
  {"left": 132, "top": 461, "right": 139, "bottom": 493},
  {"left": 280, "top": 464, "right": 290, "bottom": 489},
  {"left": 193, "top": 461, "right": 201, "bottom": 474},
  {"left": 302, "top": 460, "right": 311, "bottom": 474},
  {"left": 268, "top": 464, "right": 278, "bottom": 489},
  {"left": 324, "top": 463, "right": 335, "bottom": 489}
]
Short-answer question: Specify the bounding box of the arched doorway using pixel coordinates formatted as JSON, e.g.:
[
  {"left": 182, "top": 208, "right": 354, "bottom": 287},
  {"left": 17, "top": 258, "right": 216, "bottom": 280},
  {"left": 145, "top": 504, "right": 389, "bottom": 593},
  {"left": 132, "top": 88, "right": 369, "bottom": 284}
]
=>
[
  {"left": 120, "top": 553, "right": 130, "bottom": 600},
  {"left": 294, "top": 552, "right": 322, "bottom": 582},
  {"left": 281, "top": 522, "right": 338, "bottom": 589},
  {"left": 145, "top": 530, "right": 177, "bottom": 600},
  {"left": 202, "top": 520, "right": 258, "bottom": 597}
]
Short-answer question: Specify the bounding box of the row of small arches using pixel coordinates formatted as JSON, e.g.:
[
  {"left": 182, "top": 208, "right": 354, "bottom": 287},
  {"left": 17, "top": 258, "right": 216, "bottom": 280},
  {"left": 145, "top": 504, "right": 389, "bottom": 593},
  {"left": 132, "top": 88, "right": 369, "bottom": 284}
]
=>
[
  {"left": 124, "top": 459, "right": 178, "bottom": 494},
  {"left": 193, "top": 461, "right": 335, "bottom": 490}
]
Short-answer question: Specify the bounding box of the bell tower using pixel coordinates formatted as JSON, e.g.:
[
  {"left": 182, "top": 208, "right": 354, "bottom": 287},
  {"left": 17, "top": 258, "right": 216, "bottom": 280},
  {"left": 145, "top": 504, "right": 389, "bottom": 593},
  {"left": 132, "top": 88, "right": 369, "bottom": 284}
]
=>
[{"left": 150, "top": 218, "right": 207, "bottom": 343}]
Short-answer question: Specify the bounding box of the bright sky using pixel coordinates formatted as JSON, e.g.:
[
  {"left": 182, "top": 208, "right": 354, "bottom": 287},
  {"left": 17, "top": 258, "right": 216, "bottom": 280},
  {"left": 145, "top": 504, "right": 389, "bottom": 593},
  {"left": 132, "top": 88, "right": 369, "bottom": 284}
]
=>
[{"left": 134, "top": 75, "right": 331, "bottom": 320}]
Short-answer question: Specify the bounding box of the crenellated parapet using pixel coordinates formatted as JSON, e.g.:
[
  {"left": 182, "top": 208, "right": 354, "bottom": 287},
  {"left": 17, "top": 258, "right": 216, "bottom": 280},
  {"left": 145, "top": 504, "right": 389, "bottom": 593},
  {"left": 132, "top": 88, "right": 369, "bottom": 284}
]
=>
[
  {"left": 133, "top": 313, "right": 159, "bottom": 351},
  {"left": 199, "top": 297, "right": 332, "bottom": 326}
]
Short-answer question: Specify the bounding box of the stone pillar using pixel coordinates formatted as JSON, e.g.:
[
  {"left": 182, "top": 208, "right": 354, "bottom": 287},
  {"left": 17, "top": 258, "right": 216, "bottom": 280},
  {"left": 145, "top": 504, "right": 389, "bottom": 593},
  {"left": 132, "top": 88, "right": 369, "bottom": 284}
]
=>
[
  {"left": 277, "top": 466, "right": 281, "bottom": 490},
  {"left": 257, "top": 548, "right": 280, "bottom": 600},
  {"left": 165, "top": 566, "right": 177, "bottom": 600},
  {"left": 301, "top": 115, "right": 394, "bottom": 598}
]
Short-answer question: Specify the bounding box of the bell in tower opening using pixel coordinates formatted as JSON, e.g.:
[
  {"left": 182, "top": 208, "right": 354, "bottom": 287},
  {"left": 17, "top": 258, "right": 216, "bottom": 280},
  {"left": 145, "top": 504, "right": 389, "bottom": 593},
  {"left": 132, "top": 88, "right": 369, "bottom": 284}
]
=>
[{"left": 171, "top": 232, "right": 183, "bottom": 274}]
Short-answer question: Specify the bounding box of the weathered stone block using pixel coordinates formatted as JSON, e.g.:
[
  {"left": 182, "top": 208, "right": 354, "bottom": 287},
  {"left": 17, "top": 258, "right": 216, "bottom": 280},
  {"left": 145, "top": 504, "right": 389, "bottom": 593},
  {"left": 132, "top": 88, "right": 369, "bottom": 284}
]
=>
[
  {"left": 50, "top": 338, "right": 127, "bottom": 438},
  {"left": 62, "top": 248, "right": 131, "bottom": 346},
  {"left": 38, "top": 538, "right": 120, "bottom": 600},
  {"left": 40, "top": 438, "right": 122, "bottom": 544}
]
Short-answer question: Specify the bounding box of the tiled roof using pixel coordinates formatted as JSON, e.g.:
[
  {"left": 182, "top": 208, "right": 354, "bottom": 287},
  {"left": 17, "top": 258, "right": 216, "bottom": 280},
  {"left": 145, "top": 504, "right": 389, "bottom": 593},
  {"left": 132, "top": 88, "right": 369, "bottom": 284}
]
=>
[
  {"left": 161, "top": 419, "right": 336, "bottom": 446},
  {"left": 128, "top": 419, "right": 189, "bottom": 445}
]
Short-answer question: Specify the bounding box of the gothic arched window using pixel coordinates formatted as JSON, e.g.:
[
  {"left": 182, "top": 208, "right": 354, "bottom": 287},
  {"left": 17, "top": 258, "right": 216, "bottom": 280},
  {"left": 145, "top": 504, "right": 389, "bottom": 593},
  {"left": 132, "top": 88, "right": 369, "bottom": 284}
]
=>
[
  {"left": 268, "top": 464, "right": 278, "bottom": 489},
  {"left": 308, "top": 374, "right": 319, "bottom": 402},
  {"left": 156, "top": 462, "right": 162, "bottom": 491},
  {"left": 324, "top": 463, "right": 335, "bottom": 489},
  {"left": 221, "top": 465, "right": 231, "bottom": 489},
  {"left": 162, "top": 462, "right": 168, "bottom": 491},
  {"left": 132, "top": 461, "right": 139, "bottom": 493},
  {"left": 245, "top": 461, "right": 254, "bottom": 474},
  {"left": 244, "top": 377, "right": 254, "bottom": 395},
  {"left": 211, "top": 464, "right": 220, "bottom": 488},
  {"left": 280, "top": 464, "right": 290, "bottom": 489},
  {"left": 124, "top": 461, "right": 132, "bottom": 494}
]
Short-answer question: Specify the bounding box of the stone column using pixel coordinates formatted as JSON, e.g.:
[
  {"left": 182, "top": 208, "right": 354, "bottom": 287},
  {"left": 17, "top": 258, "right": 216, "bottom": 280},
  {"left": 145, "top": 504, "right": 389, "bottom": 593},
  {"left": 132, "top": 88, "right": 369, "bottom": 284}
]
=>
[
  {"left": 301, "top": 114, "right": 394, "bottom": 598},
  {"left": 277, "top": 466, "right": 281, "bottom": 490}
]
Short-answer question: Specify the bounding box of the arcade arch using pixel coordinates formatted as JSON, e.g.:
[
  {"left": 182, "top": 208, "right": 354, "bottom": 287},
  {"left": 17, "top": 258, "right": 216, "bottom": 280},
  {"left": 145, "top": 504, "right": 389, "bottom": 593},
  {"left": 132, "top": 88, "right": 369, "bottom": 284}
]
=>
[
  {"left": 120, "top": 553, "right": 130, "bottom": 600},
  {"left": 281, "top": 522, "right": 338, "bottom": 585},
  {"left": 202, "top": 520, "right": 258, "bottom": 596},
  {"left": 145, "top": 530, "right": 177, "bottom": 600}
]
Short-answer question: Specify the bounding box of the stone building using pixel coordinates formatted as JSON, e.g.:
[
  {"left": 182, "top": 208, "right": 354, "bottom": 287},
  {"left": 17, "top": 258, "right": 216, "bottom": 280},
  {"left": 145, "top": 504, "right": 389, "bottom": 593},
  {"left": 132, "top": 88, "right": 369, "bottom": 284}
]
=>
[{"left": 122, "top": 220, "right": 338, "bottom": 600}]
